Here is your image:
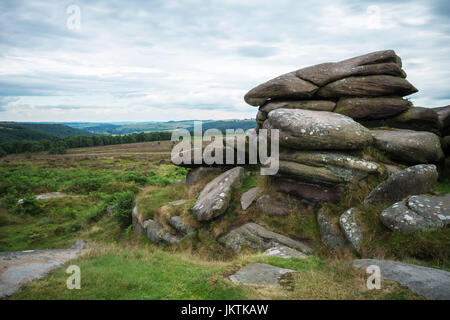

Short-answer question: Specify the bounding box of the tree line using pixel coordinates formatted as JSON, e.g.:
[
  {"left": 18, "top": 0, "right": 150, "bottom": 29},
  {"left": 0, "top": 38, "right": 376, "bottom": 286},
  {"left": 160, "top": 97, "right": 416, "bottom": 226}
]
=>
[{"left": 0, "top": 131, "right": 173, "bottom": 157}]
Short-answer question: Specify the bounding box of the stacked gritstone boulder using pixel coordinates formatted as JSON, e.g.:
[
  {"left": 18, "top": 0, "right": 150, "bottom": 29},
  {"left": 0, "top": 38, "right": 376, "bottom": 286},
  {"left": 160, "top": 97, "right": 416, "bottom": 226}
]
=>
[{"left": 245, "top": 50, "right": 445, "bottom": 203}]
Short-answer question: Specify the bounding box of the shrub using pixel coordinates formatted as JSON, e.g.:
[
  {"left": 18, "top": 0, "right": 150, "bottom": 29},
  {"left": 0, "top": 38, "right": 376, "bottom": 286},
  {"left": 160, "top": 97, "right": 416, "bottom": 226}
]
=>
[
  {"left": 19, "top": 195, "right": 41, "bottom": 215},
  {"left": 110, "top": 192, "right": 135, "bottom": 227},
  {"left": 0, "top": 146, "right": 7, "bottom": 158},
  {"left": 48, "top": 141, "right": 67, "bottom": 155}
]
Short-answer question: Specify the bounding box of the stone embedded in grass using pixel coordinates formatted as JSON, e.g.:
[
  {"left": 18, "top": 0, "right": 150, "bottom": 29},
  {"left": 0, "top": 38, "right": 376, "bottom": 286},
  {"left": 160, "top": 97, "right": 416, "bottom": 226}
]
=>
[
  {"left": 317, "top": 209, "right": 348, "bottom": 251},
  {"left": 229, "top": 263, "right": 296, "bottom": 286},
  {"left": 144, "top": 219, "right": 180, "bottom": 244},
  {"left": 380, "top": 194, "right": 450, "bottom": 233},
  {"left": 263, "top": 109, "right": 373, "bottom": 150},
  {"left": 218, "top": 222, "right": 313, "bottom": 254},
  {"left": 240, "top": 187, "right": 259, "bottom": 210},
  {"left": 371, "top": 129, "right": 444, "bottom": 164},
  {"left": 263, "top": 245, "right": 308, "bottom": 259},
  {"left": 352, "top": 259, "right": 450, "bottom": 300},
  {"left": 17, "top": 192, "right": 68, "bottom": 205},
  {"left": 168, "top": 216, "right": 195, "bottom": 235},
  {"left": 364, "top": 164, "right": 438, "bottom": 205},
  {"left": 192, "top": 166, "right": 244, "bottom": 221},
  {"left": 168, "top": 199, "right": 188, "bottom": 206},
  {"left": 339, "top": 208, "right": 363, "bottom": 254}
]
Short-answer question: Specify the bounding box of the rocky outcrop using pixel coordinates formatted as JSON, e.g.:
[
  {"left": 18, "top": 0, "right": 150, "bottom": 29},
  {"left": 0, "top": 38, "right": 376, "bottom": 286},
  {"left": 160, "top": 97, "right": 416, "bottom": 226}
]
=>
[
  {"left": 229, "top": 263, "right": 296, "bottom": 286},
  {"left": 339, "top": 208, "right": 363, "bottom": 254},
  {"left": 255, "top": 194, "right": 297, "bottom": 216},
  {"left": 145, "top": 219, "right": 181, "bottom": 244},
  {"left": 218, "top": 222, "right": 313, "bottom": 254},
  {"left": 192, "top": 167, "right": 244, "bottom": 221},
  {"left": 380, "top": 194, "right": 450, "bottom": 232},
  {"left": 272, "top": 177, "right": 340, "bottom": 202},
  {"left": 168, "top": 216, "right": 195, "bottom": 235},
  {"left": 334, "top": 97, "right": 411, "bottom": 120},
  {"left": 352, "top": 259, "right": 450, "bottom": 300},
  {"left": 317, "top": 209, "right": 347, "bottom": 251},
  {"left": 433, "top": 105, "right": 450, "bottom": 135},
  {"left": 371, "top": 129, "right": 444, "bottom": 164},
  {"left": 364, "top": 164, "right": 438, "bottom": 204},
  {"left": 240, "top": 187, "right": 259, "bottom": 210}
]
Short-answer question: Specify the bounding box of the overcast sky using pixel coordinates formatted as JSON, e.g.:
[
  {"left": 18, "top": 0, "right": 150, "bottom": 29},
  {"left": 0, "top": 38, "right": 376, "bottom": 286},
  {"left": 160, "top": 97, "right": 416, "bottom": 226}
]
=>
[{"left": 0, "top": 0, "right": 449, "bottom": 122}]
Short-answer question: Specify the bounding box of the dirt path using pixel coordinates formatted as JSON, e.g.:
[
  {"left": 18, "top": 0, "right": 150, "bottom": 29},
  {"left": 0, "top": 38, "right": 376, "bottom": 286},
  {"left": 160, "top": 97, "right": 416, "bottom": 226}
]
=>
[{"left": 0, "top": 240, "right": 88, "bottom": 299}]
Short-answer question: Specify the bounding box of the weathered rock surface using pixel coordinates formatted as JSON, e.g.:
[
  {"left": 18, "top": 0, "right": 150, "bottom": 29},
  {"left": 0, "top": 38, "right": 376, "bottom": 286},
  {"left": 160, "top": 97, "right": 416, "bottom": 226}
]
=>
[
  {"left": 364, "top": 164, "right": 438, "bottom": 204},
  {"left": 317, "top": 75, "right": 418, "bottom": 98},
  {"left": 240, "top": 187, "right": 259, "bottom": 210},
  {"left": 192, "top": 167, "right": 244, "bottom": 221},
  {"left": 145, "top": 219, "right": 180, "bottom": 244},
  {"left": 296, "top": 50, "right": 405, "bottom": 86},
  {"left": 352, "top": 259, "right": 450, "bottom": 300},
  {"left": 219, "top": 222, "right": 313, "bottom": 254},
  {"left": 186, "top": 167, "right": 223, "bottom": 187},
  {"left": 339, "top": 208, "right": 363, "bottom": 254},
  {"left": 362, "top": 107, "right": 442, "bottom": 135},
  {"left": 371, "top": 129, "right": 444, "bottom": 164},
  {"left": 317, "top": 209, "right": 347, "bottom": 251},
  {"left": 263, "top": 109, "right": 373, "bottom": 150},
  {"left": 17, "top": 192, "right": 68, "bottom": 205},
  {"left": 255, "top": 194, "right": 297, "bottom": 216},
  {"left": 168, "top": 199, "right": 188, "bottom": 206},
  {"left": 263, "top": 245, "right": 308, "bottom": 259},
  {"left": 433, "top": 105, "right": 450, "bottom": 135},
  {"left": 272, "top": 177, "right": 340, "bottom": 202},
  {"left": 380, "top": 194, "right": 450, "bottom": 232},
  {"left": 168, "top": 216, "right": 195, "bottom": 235},
  {"left": 0, "top": 241, "right": 88, "bottom": 298},
  {"left": 244, "top": 72, "right": 318, "bottom": 106},
  {"left": 132, "top": 205, "right": 146, "bottom": 235},
  {"left": 260, "top": 100, "right": 336, "bottom": 114},
  {"left": 229, "top": 263, "right": 296, "bottom": 286},
  {"left": 334, "top": 97, "right": 411, "bottom": 120}
]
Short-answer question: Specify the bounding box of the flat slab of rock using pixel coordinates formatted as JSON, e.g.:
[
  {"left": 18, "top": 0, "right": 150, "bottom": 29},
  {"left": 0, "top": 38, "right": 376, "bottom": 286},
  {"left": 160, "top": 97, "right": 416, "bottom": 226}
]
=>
[
  {"left": 317, "top": 75, "right": 418, "bottom": 98},
  {"left": 219, "top": 222, "right": 313, "bottom": 254},
  {"left": 192, "top": 167, "right": 244, "bottom": 221},
  {"left": 18, "top": 192, "right": 68, "bottom": 205},
  {"left": 260, "top": 100, "right": 336, "bottom": 114},
  {"left": 168, "top": 199, "right": 188, "bottom": 206},
  {"left": 296, "top": 50, "right": 405, "bottom": 86},
  {"left": 317, "top": 209, "right": 347, "bottom": 251},
  {"left": 363, "top": 107, "right": 442, "bottom": 136},
  {"left": 371, "top": 129, "right": 444, "bottom": 164},
  {"left": 334, "top": 97, "right": 411, "bottom": 120},
  {"left": 244, "top": 72, "right": 318, "bottom": 106},
  {"left": 352, "top": 259, "right": 450, "bottom": 300},
  {"left": 263, "top": 245, "right": 307, "bottom": 259},
  {"left": 380, "top": 194, "right": 450, "bottom": 232},
  {"left": 186, "top": 167, "right": 223, "bottom": 187},
  {"left": 364, "top": 164, "right": 438, "bottom": 204},
  {"left": 240, "top": 187, "right": 259, "bottom": 210},
  {"left": 263, "top": 109, "right": 373, "bottom": 150},
  {"left": 0, "top": 241, "right": 88, "bottom": 298},
  {"left": 273, "top": 177, "right": 340, "bottom": 202},
  {"left": 255, "top": 194, "right": 297, "bottom": 216},
  {"left": 339, "top": 208, "right": 363, "bottom": 254},
  {"left": 229, "top": 263, "right": 295, "bottom": 286}
]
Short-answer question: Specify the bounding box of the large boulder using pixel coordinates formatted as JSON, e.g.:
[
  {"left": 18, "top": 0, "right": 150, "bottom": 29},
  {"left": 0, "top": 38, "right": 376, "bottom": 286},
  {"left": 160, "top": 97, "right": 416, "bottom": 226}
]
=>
[
  {"left": 229, "top": 263, "right": 296, "bottom": 286},
  {"left": 371, "top": 129, "right": 444, "bottom": 164},
  {"left": 272, "top": 177, "right": 340, "bottom": 202},
  {"left": 433, "top": 105, "right": 450, "bottom": 135},
  {"left": 218, "top": 222, "right": 313, "bottom": 254},
  {"left": 334, "top": 97, "right": 411, "bottom": 120},
  {"left": 192, "top": 167, "right": 244, "bottom": 221},
  {"left": 263, "top": 109, "right": 373, "bottom": 150},
  {"left": 317, "top": 209, "right": 348, "bottom": 251},
  {"left": 260, "top": 100, "right": 336, "bottom": 114},
  {"left": 244, "top": 72, "right": 318, "bottom": 106},
  {"left": 186, "top": 167, "right": 223, "bottom": 187},
  {"left": 296, "top": 50, "right": 405, "bottom": 86},
  {"left": 364, "top": 164, "right": 438, "bottom": 204},
  {"left": 317, "top": 75, "right": 418, "bottom": 98},
  {"left": 380, "top": 194, "right": 450, "bottom": 232},
  {"left": 255, "top": 194, "right": 298, "bottom": 216},
  {"left": 352, "top": 259, "right": 450, "bottom": 300},
  {"left": 339, "top": 208, "right": 363, "bottom": 254},
  {"left": 362, "top": 107, "right": 442, "bottom": 135}
]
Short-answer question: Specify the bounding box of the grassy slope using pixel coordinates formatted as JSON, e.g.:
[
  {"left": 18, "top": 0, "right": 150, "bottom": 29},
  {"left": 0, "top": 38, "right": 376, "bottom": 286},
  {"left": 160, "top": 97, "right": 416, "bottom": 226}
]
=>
[{"left": 0, "top": 141, "right": 447, "bottom": 299}]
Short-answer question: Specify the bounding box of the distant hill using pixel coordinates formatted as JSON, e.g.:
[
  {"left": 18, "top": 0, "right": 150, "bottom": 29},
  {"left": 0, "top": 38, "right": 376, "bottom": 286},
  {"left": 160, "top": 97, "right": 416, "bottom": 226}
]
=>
[
  {"left": 63, "top": 119, "right": 256, "bottom": 135},
  {"left": 0, "top": 122, "right": 96, "bottom": 144}
]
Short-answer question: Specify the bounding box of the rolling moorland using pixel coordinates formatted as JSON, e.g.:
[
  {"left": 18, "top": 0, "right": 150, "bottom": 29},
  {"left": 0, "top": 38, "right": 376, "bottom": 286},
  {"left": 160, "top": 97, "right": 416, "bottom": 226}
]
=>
[{"left": 3, "top": 140, "right": 446, "bottom": 300}]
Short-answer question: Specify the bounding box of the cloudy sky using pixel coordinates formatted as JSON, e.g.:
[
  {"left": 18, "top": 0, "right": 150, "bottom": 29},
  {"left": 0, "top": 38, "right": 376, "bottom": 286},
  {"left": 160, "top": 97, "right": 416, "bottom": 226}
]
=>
[{"left": 0, "top": 0, "right": 449, "bottom": 122}]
